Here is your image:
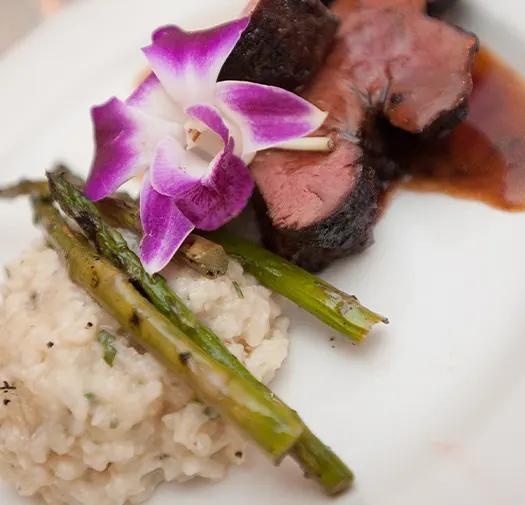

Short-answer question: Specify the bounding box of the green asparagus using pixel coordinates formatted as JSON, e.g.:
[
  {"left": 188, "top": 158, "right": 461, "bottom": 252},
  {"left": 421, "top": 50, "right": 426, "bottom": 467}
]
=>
[
  {"left": 96, "top": 195, "right": 228, "bottom": 279},
  {"left": 3, "top": 174, "right": 386, "bottom": 344},
  {"left": 0, "top": 176, "right": 229, "bottom": 279},
  {"left": 205, "top": 230, "right": 388, "bottom": 343},
  {"left": 0, "top": 179, "right": 49, "bottom": 198},
  {"left": 32, "top": 196, "right": 303, "bottom": 463},
  {"left": 48, "top": 172, "right": 354, "bottom": 495},
  {"left": 69, "top": 180, "right": 387, "bottom": 343}
]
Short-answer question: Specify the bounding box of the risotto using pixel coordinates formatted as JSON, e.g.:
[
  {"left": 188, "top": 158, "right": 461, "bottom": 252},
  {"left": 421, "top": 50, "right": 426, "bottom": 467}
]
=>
[{"left": 0, "top": 242, "right": 290, "bottom": 505}]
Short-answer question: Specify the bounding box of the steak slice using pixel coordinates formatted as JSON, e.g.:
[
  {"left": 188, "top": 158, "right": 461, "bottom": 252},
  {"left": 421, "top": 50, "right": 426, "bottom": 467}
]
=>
[
  {"left": 322, "top": 0, "right": 458, "bottom": 16},
  {"left": 250, "top": 0, "right": 478, "bottom": 271},
  {"left": 219, "top": 0, "right": 339, "bottom": 92},
  {"left": 350, "top": 0, "right": 425, "bottom": 11},
  {"left": 331, "top": 0, "right": 478, "bottom": 133},
  {"left": 250, "top": 37, "right": 380, "bottom": 271},
  {"left": 427, "top": 0, "right": 458, "bottom": 16}
]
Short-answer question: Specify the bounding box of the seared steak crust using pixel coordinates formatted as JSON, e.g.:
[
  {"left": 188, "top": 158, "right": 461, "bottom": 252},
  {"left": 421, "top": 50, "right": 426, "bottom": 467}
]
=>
[
  {"left": 219, "top": 0, "right": 339, "bottom": 92},
  {"left": 247, "top": 0, "right": 477, "bottom": 271}
]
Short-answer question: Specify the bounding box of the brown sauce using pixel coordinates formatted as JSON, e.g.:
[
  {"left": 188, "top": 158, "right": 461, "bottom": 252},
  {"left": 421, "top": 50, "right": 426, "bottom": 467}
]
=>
[{"left": 388, "top": 47, "right": 525, "bottom": 211}]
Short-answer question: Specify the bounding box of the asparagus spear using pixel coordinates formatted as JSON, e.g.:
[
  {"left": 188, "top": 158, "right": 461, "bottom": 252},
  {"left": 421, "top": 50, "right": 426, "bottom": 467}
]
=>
[
  {"left": 3, "top": 175, "right": 386, "bottom": 343},
  {"left": 0, "top": 176, "right": 228, "bottom": 279},
  {"left": 31, "top": 196, "right": 303, "bottom": 462},
  {"left": 0, "top": 166, "right": 83, "bottom": 198},
  {"left": 72, "top": 184, "right": 387, "bottom": 343},
  {"left": 96, "top": 195, "right": 228, "bottom": 278},
  {"left": 48, "top": 172, "right": 354, "bottom": 495},
  {"left": 0, "top": 179, "right": 49, "bottom": 198},
  {"left": 205, "top": 230, "right": 388, "bottom": 343}
]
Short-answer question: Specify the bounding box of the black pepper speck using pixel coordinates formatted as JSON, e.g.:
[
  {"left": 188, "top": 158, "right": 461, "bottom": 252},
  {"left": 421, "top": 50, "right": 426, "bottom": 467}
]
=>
[
  {"left": 179, "top": 352, "right": 191, "bottom": 365},
  {"left": 129, "top": 310, "right": 141, "bottom": 327},
  {"left": 1, "top": 381, "right": 15, "bottom": 392},
  {"left": 46, "top": 342, "right": 54, "bottom": 348},
  {"left": 30, "top": 292, "right": 38, "bottom": 307}
]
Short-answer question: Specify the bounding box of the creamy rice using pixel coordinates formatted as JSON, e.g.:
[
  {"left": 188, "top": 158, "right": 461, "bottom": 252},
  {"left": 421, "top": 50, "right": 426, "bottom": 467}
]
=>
[{"left": 0, "top": 242, "right": 289, "bottom": 505}]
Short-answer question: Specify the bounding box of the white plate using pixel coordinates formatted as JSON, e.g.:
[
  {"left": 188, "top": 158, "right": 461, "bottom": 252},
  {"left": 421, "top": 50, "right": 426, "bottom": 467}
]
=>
[{"left": 1, "top": 0, "right": 525, "bottom": 504}]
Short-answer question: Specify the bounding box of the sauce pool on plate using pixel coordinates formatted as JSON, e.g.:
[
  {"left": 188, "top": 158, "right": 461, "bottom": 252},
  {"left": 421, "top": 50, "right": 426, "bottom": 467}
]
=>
[{"left": 388, "top": 47, "right": 525, "bottom": 211}]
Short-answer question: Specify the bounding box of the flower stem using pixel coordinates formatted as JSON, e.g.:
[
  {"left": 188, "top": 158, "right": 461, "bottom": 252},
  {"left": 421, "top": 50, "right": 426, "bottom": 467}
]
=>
[{"left": 271, "top": 136, "right": 334, "bottom": 152}]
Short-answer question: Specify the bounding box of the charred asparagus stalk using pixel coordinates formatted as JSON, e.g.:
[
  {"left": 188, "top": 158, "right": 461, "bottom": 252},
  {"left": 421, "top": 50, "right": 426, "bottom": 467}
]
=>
[
  {"left": 48, "top": 172, "right": 354, "bottom": 495},
  {"left": 96, "top": 195, "right": 228, "bottom": 278},
  {"left": 0, "top": 179, "right": 49, "bottom": 198},
  {"left": 204, "top": 230, "right": 388, "bottom": 343},
  {"left": 82, "top": 188, "right": 386, "bottom": 343},
  {"left": 0, "top": 177, "right": 228, "bottom": 279},
  {"left": 31, "top": 196, "right": 303, "bottom": 463},
  {"left": 4, "top": 174, "right": 386, "bottom": 342},
  {"left": 0, "top": 166, "right": 83, "bottom": 198}
]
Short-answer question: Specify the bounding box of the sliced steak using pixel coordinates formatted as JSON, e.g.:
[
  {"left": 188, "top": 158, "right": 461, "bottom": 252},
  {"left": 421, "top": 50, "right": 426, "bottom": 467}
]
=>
[
  {"left": 250, "top": 0, "right": 477, "bottom": 270},
  {"left": 321, "top": 0, "right": 423, "bottom": 12},
  {"left": 251, "top": 38, "right": 380, "bottom": 271},
  {"left": 219, "top": 0, "right": 339, "bottom": 92},
  {"left": 427, "top": 0, "right": 458, "bottom": 16},
  {"left": 322, "top": 0, "right": 458, "bottom": 16},
  {"left": 331, "top": 0, "right": 478, "bottom": 133},
  {"left": 352, "top": 0, "right": 425, "bottom": 11}
]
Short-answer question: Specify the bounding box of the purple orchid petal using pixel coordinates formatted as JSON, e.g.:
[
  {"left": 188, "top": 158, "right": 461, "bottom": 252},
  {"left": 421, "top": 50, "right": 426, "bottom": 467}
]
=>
[
  {"left": 150, "top": 104, "right": 254, "bottom": 231},
  {"left": 85, "top": 95, "right": 185, "bottom": 201},
  {"left": 150, "top": 136, "right": 202, "bottom": 196},
  {"left": 186, "top": 104, "right": 229, "bottom": 145},
  {"left": 127, "top": 72, "right": 184, "bottom": 123},
  {"left": 142, "top": 17, "right": 250, "bottom": 109},
  {"left": 175, "top": 138, "right": 254, "bottom": 230},
  {"left": 85, "top": 98, "right": 145, "bottom": 201},
  {"left": 216, "top": 81, "right": 328, "bottom": 154},
  {"left": 140, "top": 175, "right": 194, "bottom": 274},
  {"left": 152, "top": 105, "right": 234, "bottom": 199}
]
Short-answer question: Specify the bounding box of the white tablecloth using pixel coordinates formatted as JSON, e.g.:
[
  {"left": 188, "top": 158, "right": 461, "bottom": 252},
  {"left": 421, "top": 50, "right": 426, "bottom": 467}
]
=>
[{"left": 0, "top": 0, "right": 77, "bottom": 55}]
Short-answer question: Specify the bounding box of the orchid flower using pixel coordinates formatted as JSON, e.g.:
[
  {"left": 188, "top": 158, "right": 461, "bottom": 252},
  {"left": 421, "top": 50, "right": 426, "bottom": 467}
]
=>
[{"left": 84, "top": 17, "right": 327, "bottom": 274}]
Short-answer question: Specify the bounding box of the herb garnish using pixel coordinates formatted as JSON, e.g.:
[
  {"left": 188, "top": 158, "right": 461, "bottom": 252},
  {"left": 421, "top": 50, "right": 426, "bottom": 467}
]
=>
[
  {"left": 98, "top": 330, "right": 117, "bottom": 367},
  {"left": 233, "top": 281, "right": 244, "bottom": 299}
]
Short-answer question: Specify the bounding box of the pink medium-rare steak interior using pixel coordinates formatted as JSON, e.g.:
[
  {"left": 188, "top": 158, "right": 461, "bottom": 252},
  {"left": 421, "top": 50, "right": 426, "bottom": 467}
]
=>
[
  {"left": 253, "top": 141, "right": 364, "bottom": 230},
  {"left": 250, "top": 38, "right": 372, "bottom": 231},
  {"left": 331, "top": 0, "right": 478, "bottom": 132},
  {"left": 321, "top": 0, "right": 457, "bottom": 15}
]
